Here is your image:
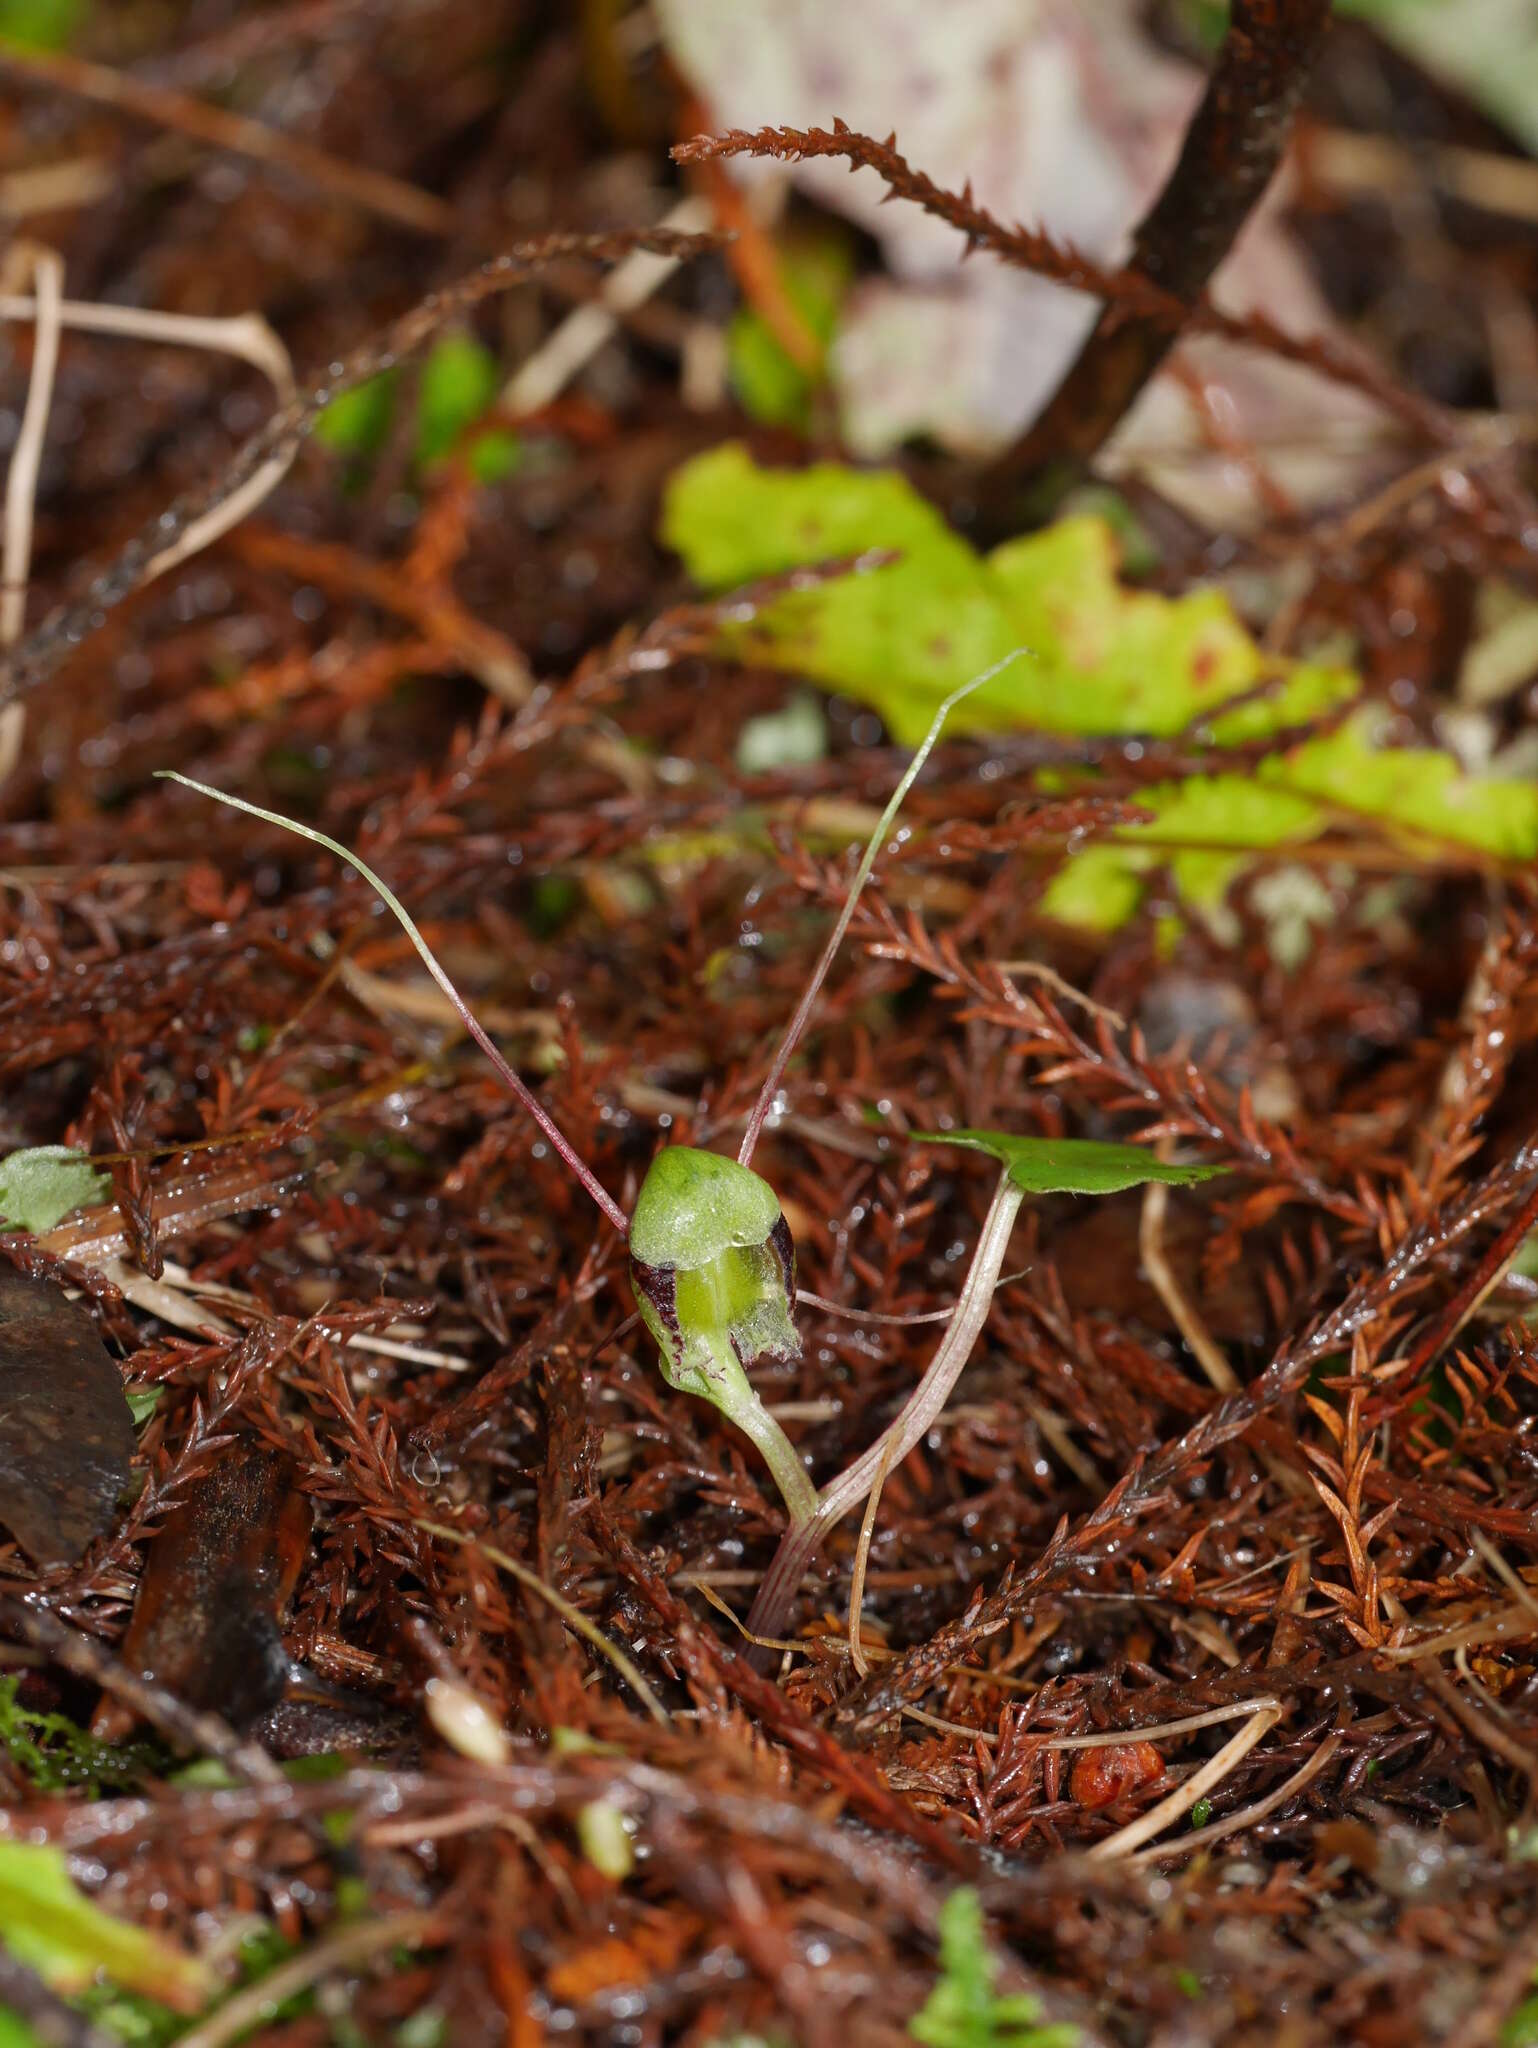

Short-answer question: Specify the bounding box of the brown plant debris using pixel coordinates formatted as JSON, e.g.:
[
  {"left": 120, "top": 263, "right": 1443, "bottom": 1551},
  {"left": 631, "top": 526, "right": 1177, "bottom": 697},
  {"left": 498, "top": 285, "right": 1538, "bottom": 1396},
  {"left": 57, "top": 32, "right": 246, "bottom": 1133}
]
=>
[{"left": 4, "top": 6, "right": 1538, "bottom": 2046}]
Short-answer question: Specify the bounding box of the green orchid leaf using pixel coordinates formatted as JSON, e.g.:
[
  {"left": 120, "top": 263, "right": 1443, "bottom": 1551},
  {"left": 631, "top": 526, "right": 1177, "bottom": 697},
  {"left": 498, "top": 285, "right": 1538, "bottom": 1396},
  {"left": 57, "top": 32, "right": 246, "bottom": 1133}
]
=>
[
  {"left": 0, "top": 1842, "right": 214, "bottom": 2009},
  {"left": 628, "top": 1147, "right": 818, "bottom": 1525},
  {"left": 918, "top": 1130, "right": 1227, "bottom": 1196},
  {"left": 0, "top": 1147, "right": 109, "bottom": 1234}
]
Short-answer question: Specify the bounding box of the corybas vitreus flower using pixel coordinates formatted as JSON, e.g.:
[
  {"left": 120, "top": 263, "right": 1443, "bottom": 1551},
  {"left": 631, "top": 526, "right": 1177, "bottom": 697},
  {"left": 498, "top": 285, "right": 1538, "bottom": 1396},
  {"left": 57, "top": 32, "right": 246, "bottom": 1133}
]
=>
[{"left": 628, "top": 1147, "right": 815, "bottom": 1523}]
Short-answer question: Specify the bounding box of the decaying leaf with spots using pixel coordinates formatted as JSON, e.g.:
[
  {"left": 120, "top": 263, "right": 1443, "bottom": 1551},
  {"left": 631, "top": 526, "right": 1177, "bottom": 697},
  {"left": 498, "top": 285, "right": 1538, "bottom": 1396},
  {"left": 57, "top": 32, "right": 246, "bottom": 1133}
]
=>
[
  {"left": 0, "top": 1266, "right": 135, "bottom": 1568},
  {"left": 93, "top": 1443, "right": 312, "bottom": 1740}
]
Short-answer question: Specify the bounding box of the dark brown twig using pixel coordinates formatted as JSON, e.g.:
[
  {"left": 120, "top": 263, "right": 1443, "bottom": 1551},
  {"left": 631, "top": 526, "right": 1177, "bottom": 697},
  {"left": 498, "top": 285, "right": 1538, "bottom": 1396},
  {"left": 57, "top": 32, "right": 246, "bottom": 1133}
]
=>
[
  {"left": 675, "top": 121, "right": 1451, "bottom": 449},
  {"left": 1392, "top": 1172, "right": 1538, "bottom": 1401},
  {"left": 992, "top": 0, "right": 1335, "bottom": 490}
]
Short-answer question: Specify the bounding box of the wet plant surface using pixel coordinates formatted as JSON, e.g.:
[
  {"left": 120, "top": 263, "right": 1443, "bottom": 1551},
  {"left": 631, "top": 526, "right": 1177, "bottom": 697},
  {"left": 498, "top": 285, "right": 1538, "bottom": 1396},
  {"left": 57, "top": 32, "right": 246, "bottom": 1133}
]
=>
[{"left": 5, "top": 4, "right": 1538, "bottom": 2044}]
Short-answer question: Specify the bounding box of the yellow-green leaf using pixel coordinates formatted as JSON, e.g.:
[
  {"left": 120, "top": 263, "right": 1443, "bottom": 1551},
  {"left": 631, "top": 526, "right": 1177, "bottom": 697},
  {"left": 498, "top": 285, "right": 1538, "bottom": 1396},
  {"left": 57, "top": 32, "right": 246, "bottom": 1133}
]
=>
[
  {"left": 664, "top": 448, "right": 1538, "bottom": 931},
  {"left": 0, "top": 1842, "right": 214, "bottom": 2010},
  {"left": 660, "top": 444, "right": 1356, "bottom": 747},
  {"left": 0, "top": 1147, "right": 108, "bottom": 1234}
]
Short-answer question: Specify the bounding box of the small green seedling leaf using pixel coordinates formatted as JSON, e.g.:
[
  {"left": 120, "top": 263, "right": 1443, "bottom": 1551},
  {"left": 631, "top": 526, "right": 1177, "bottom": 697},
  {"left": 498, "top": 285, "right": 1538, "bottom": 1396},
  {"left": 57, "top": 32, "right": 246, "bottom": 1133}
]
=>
[
  {"left": 467, "top": 427, "right": 521, "bottom": 485},
  {"left": 313, "top": 370, "right": 399, "bottom": 458},
  {"left": 124, "top": 1384, "right": 162, "bottom": 1427},
  {"left": 917, "top": 1131, "right": 1227, "bottom": 1197},
  {"left": 0, "top": 1146, "right": 109, "bottom": 1233},
  {"left": 0, "top": 1841, "right": 215, "bottom": 2009},
  {"left": 416, "top": 334, "right": 518, "bottom": 481},
  {"left": 0, "top": 1676, "right": 161, "bottom": 1796},
  {"left": 0, "top": 0, "right": 82, "bottom": 49},
  {"left": 736, "top": 692, "right": 828, "bottom": 775},
  {"left": 550, "top": 1725, "right": 639, "bottom": 1867},
  {"left": 1505, "top": 1977, "right": 1538, "bottom": 2048},
  {"left": 909, "top": 1888, "right": 1077, "bottom": 2048},
  {"left": 549, "top": 1727, "right": 624, "bottom": 1758},
  {"left": 416, "top": 333, "right": 497, "bottom": 461},
  {"left": 575, "top": 1799, "right": 635, "bottom": 1880},
  {"left": 727, "top": 229, "right": 852, "bottom": 430},
  {"left": 315, "top": 340, "right": 518, "bottom": 484}
]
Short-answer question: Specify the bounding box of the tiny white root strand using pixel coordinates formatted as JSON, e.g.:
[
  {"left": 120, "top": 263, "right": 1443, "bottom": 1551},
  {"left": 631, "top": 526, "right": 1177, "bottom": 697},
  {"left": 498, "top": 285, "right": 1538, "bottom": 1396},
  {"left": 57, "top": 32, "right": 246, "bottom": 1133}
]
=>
[
  {"left": 0, "top": 289, "right": 296, "bottom": 603},
  {"left": 1, "top": 245, "right": 64, "bottom": 649}
]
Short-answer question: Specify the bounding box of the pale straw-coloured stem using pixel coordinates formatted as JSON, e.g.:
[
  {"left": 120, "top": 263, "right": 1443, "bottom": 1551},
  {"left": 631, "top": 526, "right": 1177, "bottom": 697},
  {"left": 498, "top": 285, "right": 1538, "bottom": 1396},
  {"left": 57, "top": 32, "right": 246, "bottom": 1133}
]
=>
[
  {"left": 1086, "top": 1704, "right": 1282, "bottom": 1860},
  {"left": 0, "top": 295, "right": 292, "bottom": 390},
  {"left": 747, "top": 1168, "right": 1023, "bottom": 1639},
  {"left": 417, "top": 1519, "right": 668, "bottom": 1726},
  {"left": 848, "top": 1426, "right": 898, "bottom": 1677},
  {"left": 1, "top": 246, "right": 63, "bottom": 648},
  {"left": 503, "top": 196, "right": 715, "bottom": 416},
  {"left": 0, "top": 293, "right": 296, "bottom": 595}
]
